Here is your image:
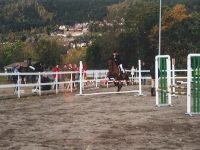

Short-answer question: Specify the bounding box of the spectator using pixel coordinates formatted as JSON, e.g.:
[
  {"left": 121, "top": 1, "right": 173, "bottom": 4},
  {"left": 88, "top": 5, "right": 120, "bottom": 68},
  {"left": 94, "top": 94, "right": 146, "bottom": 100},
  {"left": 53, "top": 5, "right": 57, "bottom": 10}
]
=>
[
  {"left": 72, "top": 64, "right": 79, "bottom": 72},
  {"left": 150, "top": 64, "right": 160, "bottom": 96},
  {"left": 62, "top": 64, "right": 68, "bottom": 82},
  {"left": 62, "top": 64, "right": 73, "bottom": 89},
  {"left": 141, "top": 61, "right": 147, "bottom": 85},
  {"left": 52, "top": 65, "right": 60, "bottom": 89},
  {"left": 27, "top": 57, "right": 32, "bottom": 67},
  {"left": 19, "top": 64, "right": 26, "bottom": 84},
  {"left": 150, "top": 64, "right": 155, "bottom": 96},
  {"left": 12, "top": 64, "right": 20, "bottom": 92},
  {"left": 67, "top": 64, "right": 73, "bottom": 80},
  {"left": 13, "top": 64, "right": 20, "bottom": 83},
  {"left": 131, "top": 65, "right": 136, "bottom": 84},
  {"left": 41, "top": 72, "right": 51, "bottom": 90},
  {"left": 52, "top": 65, "right": 60, "bottom": 79},
  {"left": 72, "top": 64, "right": 79, "bottom": 88},
  {"left": 82, "top": 64, "right": 87, "bottom": 81}
]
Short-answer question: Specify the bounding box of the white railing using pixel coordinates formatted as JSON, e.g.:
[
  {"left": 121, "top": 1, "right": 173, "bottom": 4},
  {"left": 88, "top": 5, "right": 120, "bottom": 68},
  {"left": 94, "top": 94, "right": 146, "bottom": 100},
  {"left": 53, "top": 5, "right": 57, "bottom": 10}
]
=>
[
  {"left": 0, "top": 65, "right": 188, "bottom": 99},
  {"left": 0, "top": 71, "right": 80, "bottom": 98}
]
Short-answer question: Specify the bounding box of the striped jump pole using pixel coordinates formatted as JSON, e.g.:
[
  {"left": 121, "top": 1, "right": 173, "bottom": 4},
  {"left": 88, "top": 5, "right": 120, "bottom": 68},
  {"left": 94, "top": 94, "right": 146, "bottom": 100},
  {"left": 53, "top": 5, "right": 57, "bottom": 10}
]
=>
[
  {"left": 187, "top": 54, "right": 200, "bottom": 116},
  {"left": 155, "top": 55, "right": 172, "bottom": 107}
]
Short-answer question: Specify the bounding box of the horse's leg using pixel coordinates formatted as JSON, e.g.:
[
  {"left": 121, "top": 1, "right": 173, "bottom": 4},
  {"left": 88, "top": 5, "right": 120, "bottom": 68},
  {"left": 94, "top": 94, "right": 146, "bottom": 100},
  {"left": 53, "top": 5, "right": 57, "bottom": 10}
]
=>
[
  {"left": 117, "top": 81, "right": 122, "bottom": 91},
  {"left": 124, "top": 73, "right": 130, "bottom": 85},
  {"left": 114, "top": 81, "right": 118, "bottom": 86},
  {"left": 116, "top": 75, "right": 122, "bottom": 92}
]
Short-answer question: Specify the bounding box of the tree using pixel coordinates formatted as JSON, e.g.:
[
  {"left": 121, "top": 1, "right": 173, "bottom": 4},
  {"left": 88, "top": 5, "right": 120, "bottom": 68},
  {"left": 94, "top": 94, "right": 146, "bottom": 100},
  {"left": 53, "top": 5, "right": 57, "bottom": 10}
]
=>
[
  {"left": 0, "top": 40, "right": 24, "bottom": 68},
  {"left": 35, "top": 36, "right": 64, "bottom": 68},
  {"left": 149, "top": 4, "right": 200, "bottom": 68},
  {"left": 62, "top": 47, "right": 86, "bottom": 66},
  {"left": 85, "top": 0, "right": 160, "bottom": 68}
]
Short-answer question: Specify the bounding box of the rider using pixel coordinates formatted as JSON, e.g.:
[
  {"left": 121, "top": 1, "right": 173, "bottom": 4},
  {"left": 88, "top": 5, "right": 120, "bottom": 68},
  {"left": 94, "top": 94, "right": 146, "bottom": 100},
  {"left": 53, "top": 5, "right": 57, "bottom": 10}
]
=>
[
  {"left": 112, "top": 51, "right": 125, "bottom": 74},
  {"left": 27, "top": 57, "right": 35, "bottom": 71},
  {"left": 111, "top": 51, "right": 125, "bottom": 91}
]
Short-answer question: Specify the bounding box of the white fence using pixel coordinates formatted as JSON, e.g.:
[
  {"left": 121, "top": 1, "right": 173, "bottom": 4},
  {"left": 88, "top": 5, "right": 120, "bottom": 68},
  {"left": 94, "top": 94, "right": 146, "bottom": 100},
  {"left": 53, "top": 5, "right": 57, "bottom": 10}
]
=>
[
  {"left": 0, "top": 64, "right": 188, "bottom": 99},
  {"left": 0, "top": 68, "right": 151, "bottom": 99}
]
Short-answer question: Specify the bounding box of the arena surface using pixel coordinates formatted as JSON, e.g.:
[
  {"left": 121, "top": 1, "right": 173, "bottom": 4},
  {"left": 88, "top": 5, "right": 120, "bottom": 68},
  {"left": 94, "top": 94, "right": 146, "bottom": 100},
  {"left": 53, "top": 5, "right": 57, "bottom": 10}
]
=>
[{"left": 0, "top": 85, "right": 200, "bottom": 149}]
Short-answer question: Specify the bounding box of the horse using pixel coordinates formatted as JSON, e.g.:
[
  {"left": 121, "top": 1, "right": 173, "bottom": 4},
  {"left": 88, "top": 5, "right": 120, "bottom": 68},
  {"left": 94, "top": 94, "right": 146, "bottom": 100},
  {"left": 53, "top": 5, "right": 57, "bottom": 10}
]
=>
[
  {"left": 25, "top": 62, "right": 44, "bottom": 83},
  {"left": 107, "top": 59, "right": 130, "bottom": 91}
]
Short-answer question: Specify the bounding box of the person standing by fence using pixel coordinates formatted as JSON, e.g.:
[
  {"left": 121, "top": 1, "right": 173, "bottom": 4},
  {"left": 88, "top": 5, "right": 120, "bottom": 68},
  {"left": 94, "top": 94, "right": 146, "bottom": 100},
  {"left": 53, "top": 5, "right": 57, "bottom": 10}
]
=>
[
  {"left": 82, "top": 64, "right": 87, "bottom": 84},
  {"left": 131, "top": 65, "right": 136, "bottom": 84},
  {"left": 72, "top": 64, "right": 79, "bottom": 88},
  {"left": 141, "top": 61, "right": 147, "bottom": 85},
  {"left": 150, "top": 64, "right": 160, "bottom": 96},
  {"left": 12, "top": 64, "right": 20, "bottom": 92},
  {"left": 150, "top": 64, "right": 155, "bottom": 96},
  {"left": 52, "top": 65, "right": 60, "bottom": 89}
]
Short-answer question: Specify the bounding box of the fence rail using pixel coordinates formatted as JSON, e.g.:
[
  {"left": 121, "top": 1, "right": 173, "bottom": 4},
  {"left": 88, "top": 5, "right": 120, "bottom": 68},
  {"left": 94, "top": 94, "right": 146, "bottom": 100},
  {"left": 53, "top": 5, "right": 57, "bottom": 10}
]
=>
[{"left": 0, "top": 68, "right": 187, "bottom": 99}]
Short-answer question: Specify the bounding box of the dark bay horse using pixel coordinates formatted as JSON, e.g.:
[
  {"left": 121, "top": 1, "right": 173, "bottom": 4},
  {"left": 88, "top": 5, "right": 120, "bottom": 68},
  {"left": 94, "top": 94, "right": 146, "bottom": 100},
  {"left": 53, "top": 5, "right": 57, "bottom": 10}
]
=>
[{"left": 107, "top": 59, "right": 129, "bottom": 91}]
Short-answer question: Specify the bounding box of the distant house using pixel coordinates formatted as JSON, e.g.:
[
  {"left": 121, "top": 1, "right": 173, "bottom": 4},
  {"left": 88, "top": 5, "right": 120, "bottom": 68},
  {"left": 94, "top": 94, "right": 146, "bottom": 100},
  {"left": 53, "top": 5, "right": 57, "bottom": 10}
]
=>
[{"left": 50, "top": 23, "right": 89, "bottom": 47}]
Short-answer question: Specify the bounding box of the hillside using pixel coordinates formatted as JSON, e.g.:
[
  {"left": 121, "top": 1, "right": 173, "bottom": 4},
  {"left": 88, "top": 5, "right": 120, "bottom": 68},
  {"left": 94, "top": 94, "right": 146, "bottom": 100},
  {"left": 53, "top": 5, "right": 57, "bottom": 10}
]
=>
[{"left": 0, "top": 0, "right": 121, "bottom": 33}]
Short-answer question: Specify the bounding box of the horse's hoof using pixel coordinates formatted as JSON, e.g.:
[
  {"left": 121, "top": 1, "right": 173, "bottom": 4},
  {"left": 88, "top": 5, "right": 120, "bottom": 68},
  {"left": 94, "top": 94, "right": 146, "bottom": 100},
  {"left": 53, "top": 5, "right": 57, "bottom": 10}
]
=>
[{"left": 117, "top": 85, "right": 122, "bottom": 92}]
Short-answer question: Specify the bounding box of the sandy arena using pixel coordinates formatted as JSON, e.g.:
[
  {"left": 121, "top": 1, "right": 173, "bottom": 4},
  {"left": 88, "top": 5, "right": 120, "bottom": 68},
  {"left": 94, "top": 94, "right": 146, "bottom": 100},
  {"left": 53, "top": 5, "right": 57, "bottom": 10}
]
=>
[{"left": 0, "top": 85, "right": 200, "bottom": 150}]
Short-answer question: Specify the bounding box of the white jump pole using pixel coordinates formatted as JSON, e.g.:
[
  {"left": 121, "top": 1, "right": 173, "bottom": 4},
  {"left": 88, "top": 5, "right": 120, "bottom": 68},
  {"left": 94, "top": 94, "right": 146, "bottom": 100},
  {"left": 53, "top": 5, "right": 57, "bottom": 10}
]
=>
[
  {"left": 167, "top": 57, "right": 172, "bottom": 105},
  {"left": 172, "top": 58, "right": 176, "bottom": 96},
  {"left": 155, "top": 56, "right": 159, "bottom": 105},
  {"left": 187, "top": 54, "right": 191, "bottom": 115}
]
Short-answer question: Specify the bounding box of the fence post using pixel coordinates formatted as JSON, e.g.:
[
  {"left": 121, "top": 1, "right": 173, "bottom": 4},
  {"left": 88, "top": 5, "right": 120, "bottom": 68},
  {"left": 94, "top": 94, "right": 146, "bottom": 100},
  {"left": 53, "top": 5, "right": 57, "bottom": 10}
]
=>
[
  {"left": 95, "top": 71, "right": 98, "bottom": 88},
  {"left": 107, "top": 76, "right": 109, "bottom": 88},
  {"left": 138, "top": 60, "right": 142, "bottom": 96},
  {"left": 38, "top": 72, "right": 41, "bottom": 96},
  {"left": 79, "top": 61, "right": 83, "bottom": 95},
  {"left": 56, "top": 72, "right": 58, "bottom": 94},
  {"left": 70, "top": 72, "right": 73, "bottom": 92},
  {"left": 17, "top": 72, "right": 20, "bottom": 98}
]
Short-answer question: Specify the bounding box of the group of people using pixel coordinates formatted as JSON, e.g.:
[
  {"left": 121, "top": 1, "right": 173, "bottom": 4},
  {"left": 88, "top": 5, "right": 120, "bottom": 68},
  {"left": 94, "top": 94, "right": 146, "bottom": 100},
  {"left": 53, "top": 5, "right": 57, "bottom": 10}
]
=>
[
  {"left": 131, "top": 61, "right": 148, "bottom": 85},
  {"left": 11, "top": 59, "right": 85, "bottom": 92},
  {"left": 51, "top": 63, "right": 84, "bottom": 89},
  {"left": 11, "top": 52, "right": 157, "bottom": 95}
]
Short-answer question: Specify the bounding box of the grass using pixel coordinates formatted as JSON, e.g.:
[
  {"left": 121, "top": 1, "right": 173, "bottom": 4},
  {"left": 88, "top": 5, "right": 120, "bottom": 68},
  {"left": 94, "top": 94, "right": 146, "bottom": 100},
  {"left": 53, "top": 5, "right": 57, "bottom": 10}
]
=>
[{"left": 0, "top": 76, "right": 10, "bottom": 84}]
